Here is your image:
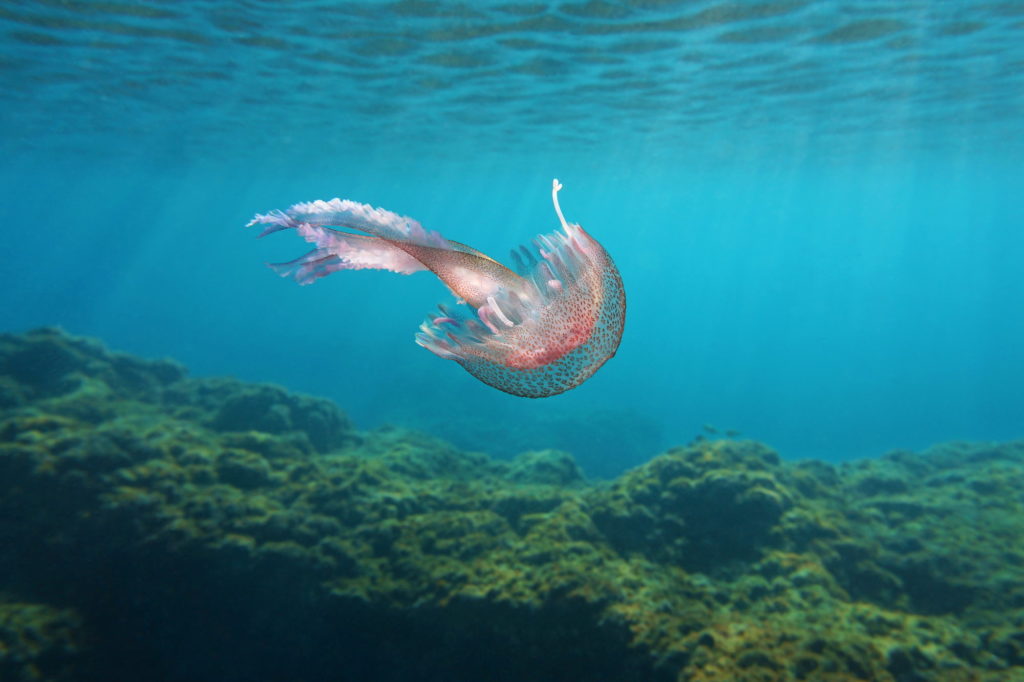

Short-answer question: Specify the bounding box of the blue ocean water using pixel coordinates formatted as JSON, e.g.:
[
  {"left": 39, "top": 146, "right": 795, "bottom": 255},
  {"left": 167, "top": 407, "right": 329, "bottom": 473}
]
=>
[{"left": 2, "top": 0, "right": 1022, "bottom": 476}]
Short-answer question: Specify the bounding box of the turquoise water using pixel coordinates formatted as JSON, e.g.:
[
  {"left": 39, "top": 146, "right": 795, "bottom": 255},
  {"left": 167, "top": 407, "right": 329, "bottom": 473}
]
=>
[{"left": 2, "top": 1, "right": 1022, "bottom": 474}]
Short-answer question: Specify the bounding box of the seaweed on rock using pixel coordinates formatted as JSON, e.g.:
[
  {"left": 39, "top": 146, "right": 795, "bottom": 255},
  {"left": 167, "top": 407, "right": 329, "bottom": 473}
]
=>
[{"left": 1, "top": 328, "right": 1023, "bottom": 682}]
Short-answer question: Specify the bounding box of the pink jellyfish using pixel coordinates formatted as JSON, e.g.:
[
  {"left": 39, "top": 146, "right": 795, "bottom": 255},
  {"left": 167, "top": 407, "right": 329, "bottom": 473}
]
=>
[{"left": 248, "top": 180, "right": 625, "bottom": 398}]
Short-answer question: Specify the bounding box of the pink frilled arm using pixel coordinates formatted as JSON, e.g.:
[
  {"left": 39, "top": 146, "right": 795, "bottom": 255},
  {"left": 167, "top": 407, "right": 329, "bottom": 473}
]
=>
[
  {"left": 263, "top": 226, "right": 426, "bottom": 284},
  {"left": 246, "top": 199, "right": 442, "bottom": 283},
  {"left": 247, "top": 180, "right": 625, "bottom": 398},
  {"left": 248, "top": 198, "right": 446, "bottom": 246}
]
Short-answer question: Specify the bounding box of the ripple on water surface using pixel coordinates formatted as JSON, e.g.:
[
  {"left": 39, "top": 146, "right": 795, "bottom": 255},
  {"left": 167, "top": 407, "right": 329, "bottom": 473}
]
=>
[{"left": 1, "top": 1, "right": 1022, "bottom": 160}]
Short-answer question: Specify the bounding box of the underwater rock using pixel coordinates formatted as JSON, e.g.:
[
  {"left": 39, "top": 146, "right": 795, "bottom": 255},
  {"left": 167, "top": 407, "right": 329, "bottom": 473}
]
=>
[
  {"left": 396, "top": 405, "right": 663, "bottom": 479},
  {"left": 167, "top": 377, "right": 357, "bottom": 453},
  {"left": 0, "top": 327, "right": 357, "bottom": 453},
  {"left": 0, "top": 602, "right": 82, "bottom": 682},
  {"left": 1, "top": 328, "right": 1023, "bottom": 681},
  {"left": 0, "top": 327, "right": 185, "bottom": 406},
  {"left": 505, "top": 449, "right": 585, "bottom": 486},
  {"left": 356, "top": 424, "right": 498, "bottom": 480},
  {"left": 838, "top": 441, "right": 1024, "bottom": 618},
  {"left": 590, "top": 441, "right": 793, "bottom": 572}
]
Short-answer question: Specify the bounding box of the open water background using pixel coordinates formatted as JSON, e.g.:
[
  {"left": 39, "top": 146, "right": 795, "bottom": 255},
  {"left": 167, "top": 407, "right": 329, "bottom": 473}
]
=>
[{"left": 2, "top": 0, "right": 1022, "bottom": 476}]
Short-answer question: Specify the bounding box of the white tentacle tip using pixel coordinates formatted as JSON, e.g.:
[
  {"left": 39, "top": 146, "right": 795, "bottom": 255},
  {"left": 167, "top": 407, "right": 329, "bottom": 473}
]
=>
[{"left": 551, "top": 178, "right": 569, "bottom": 232}]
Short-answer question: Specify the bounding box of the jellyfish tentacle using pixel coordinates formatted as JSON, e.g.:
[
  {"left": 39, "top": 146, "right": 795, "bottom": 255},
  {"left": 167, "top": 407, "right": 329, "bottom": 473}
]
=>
[{"left": 551, "top": 178, "right": 571, "bottom": 233}]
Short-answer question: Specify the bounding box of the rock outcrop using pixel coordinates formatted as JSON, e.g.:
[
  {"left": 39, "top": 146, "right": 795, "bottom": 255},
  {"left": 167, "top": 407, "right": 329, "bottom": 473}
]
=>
[{"left": 1, "top": 328, "right": 1022, "bottom": 681}]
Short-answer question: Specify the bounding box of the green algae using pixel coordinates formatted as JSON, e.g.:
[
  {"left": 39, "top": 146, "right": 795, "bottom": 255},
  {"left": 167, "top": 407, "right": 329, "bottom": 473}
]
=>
[
  {"left": 1, "top": 327, "right": 1023, "bottom": 681},
  {"left": 0, "top": 602, "right": 80, "bottom": 682}
]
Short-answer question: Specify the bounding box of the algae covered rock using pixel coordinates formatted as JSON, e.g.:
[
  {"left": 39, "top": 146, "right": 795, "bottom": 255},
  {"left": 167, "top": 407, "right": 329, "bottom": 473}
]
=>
[
  {"left": 839, "top": 441, "right": 1024, "bottom": 617},
  {"left": 0, "top": 327, "right": 358, "bottom": 454},
  {"left": 357, "top": 425, "right": 497, "bottom": 480},
  {"left": 0, "top": 327, "right": 185, "bottom": 407},
  {"left": 1, "top": 328, "right": 1023, "bottom": 682},
  {"left": 0, "top": 602, "right": 82, "bottom": 682},
  {"left": 166, "top": 377, "right": 357, "bottom": 453},
  {"left": 504, "top": 449, "right": 585, "bottom": 486},
  {"left": 590, "top": 441, "right": 793, "bottom": 572}
]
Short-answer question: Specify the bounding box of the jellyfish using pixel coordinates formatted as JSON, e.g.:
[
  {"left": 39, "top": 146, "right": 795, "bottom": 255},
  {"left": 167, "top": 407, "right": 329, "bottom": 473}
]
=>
[{"left": 247, "top": 180, "right": 625, "bottom": 398}]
